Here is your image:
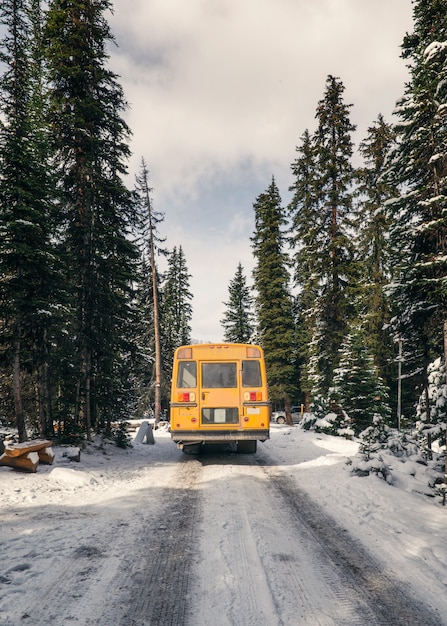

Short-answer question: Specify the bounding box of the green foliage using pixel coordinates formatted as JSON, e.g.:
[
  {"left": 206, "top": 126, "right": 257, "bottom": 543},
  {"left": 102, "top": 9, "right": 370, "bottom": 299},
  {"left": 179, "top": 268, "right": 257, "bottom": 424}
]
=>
[
  {"left": 43, "top": 0, "right": 141, "bottom": 435},
  {"left": 386, "top": 0, "right": 447, "bottom": 375},
  {"left": 251, "top": 178, "right": 297, "bottom": 404},
  {"left": 356, "top": 115, "right": 397, "bottom": 391},
  {"left": 221, "top": 262, "right": 255, "bottom": 343},
  {"left": 290, "top": 76, "right": 358, "bottom": 401},
  {"left": 162, "top": 245, "right": 193, "bottom": 362},
  {"left": 112, "top": 420, "right": 133, "bottom": 449},
  {"left": 332, "top": 329, "right": 392, "bottom": 435}
]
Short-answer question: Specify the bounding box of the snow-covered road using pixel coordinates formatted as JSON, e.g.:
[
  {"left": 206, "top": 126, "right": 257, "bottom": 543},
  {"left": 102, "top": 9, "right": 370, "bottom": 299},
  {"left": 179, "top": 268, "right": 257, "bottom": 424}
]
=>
[{"left": 1, "top": 426, "right": 446, "bottom": 625}]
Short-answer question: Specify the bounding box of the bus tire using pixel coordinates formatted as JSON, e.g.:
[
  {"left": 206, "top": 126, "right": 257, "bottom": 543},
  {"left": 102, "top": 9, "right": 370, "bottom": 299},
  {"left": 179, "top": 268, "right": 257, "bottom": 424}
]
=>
[{"left": 237, "top": 440, "right": 257, "bottom": 454}]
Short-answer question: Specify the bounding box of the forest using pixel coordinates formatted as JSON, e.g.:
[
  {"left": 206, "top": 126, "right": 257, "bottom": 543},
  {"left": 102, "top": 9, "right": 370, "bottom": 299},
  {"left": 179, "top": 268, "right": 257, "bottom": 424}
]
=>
[{"left": 0, "top": 0, "right": 446, "bottom": 478}]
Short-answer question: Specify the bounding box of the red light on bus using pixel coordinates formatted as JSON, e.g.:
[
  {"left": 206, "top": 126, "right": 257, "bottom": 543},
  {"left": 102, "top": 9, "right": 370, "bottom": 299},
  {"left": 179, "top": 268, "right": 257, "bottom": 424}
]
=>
[
  {"left": 177, "top": 392, "right": 196, "bottom": 402},
  {"left": 177, "top": 347, "right": 192, "bottom": 359},
  {"left": 244, "top": 391, "right": 262, "bottom": 402},
  {"left": 246, "top": 346, "right": 261, "bottom": 358},
  {"left": 191, "top": 417, "right": 197, "bottom": 423},
  {"left": 243, "top": 417, "right": 249, "bottom": 422}
]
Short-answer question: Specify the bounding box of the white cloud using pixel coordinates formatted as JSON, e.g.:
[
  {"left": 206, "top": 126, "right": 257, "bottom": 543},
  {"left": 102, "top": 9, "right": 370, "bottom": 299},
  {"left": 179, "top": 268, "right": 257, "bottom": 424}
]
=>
[{"left": 107, "top": 0, "right": 413, "bottom": 341}]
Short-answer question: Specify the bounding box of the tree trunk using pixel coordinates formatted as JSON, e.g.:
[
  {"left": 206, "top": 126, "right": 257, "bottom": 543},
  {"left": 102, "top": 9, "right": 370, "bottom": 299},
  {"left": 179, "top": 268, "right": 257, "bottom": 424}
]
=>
[
  {"left": 284, "top": 396, "right": 293, "bottom": 426},
  {"left": 38, "top": 327, "right": 52, "bottom": 438},
  {"left": 444, "top": 318, "right": 447, "bottom": 480},
  {"left": 13, "top": 331, "right": 27, "bottom": 442}
]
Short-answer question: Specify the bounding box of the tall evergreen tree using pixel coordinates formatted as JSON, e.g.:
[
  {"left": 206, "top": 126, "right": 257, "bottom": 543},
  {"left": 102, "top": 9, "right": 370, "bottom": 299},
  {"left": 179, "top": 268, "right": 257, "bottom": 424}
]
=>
[
  {"left": 0, "top": 0, "right": 59, "bottom": 440},
  {"left": 45, "top": 0, "right": 139, "bottom": 437},
  {"left": 292, "top": 76, "right": 358, "bottom": 402},
  {"left": 357, "top": 115, "right": 397, "bottom": 392},
  {"left": 288, "top": 128, "right": 320, "bottom": 410},
  {"left": 385, "top": 0, "right": 447, "bottom": 465},
  {"left": 251, "top": 178, "right": 296, "bottom": 418},
  {"left": 221, "top": 262, "right": 254, "bottom": 343},
  {"left": 162, "top": 245, "right": 193, "bottom": 375}
]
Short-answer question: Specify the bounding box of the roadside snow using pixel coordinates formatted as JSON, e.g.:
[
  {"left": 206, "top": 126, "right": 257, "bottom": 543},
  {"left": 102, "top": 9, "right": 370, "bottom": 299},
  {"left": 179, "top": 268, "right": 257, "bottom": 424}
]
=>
[{"left": 1, "top": 424, "right": 446, "bottom": 624}]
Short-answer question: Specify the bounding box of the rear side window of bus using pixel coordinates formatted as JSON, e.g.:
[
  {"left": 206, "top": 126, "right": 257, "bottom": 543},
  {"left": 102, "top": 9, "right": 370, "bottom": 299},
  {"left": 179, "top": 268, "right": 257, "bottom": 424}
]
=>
[
  {"left": 242, "top": 360, "right": 262, "bottom": 387},
  {"left": 177, "top": 361, "right": 197, "bottom": 388},
  {"left": 202, "top": 363, "right": 237, "bottom": 388}
]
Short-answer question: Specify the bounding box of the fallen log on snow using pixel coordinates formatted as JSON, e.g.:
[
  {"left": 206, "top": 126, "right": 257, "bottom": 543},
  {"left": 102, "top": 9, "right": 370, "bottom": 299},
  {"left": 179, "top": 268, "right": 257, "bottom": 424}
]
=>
[
  {"left": 4, "top": 439, "right": 53, "bottom": 458},
  {"left": 0, "top": 451, "right": 39, "bottom": 472}
]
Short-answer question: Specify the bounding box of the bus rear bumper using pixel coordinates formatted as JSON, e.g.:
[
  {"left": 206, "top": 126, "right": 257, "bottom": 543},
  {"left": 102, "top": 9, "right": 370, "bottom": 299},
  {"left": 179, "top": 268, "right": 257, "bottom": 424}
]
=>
[{"left": 171, "top": 429, "right": 269, "bottom": 445}]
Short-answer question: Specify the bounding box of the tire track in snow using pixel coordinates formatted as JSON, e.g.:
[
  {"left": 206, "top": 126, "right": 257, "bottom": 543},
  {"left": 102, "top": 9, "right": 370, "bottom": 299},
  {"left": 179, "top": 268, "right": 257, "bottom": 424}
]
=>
[
  {"left": 119, "top": 458, "right": 202, "bottom": 626},
  {"left": 194, "top": 452, "right": 370, "bottom": 626},
  {"left": 265, "top": 467, "right": 442, "bottom": 626}
]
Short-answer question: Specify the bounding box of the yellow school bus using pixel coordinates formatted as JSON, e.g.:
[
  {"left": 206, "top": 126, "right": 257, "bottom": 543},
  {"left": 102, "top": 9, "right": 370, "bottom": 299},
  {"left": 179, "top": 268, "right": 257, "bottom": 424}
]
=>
[{"left": 170, "top": 343, "right": 270, "bottom": 453}]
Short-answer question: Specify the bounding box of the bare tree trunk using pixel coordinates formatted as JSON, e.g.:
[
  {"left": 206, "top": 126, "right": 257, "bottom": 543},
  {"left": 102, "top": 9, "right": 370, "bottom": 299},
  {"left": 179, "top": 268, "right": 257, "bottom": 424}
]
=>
[
  {"left": 13, "top": 331, "right": 27, "bottom": 442},
  {"left": 84, "top": 345, "right": 92, "bottom": 441},
  {"left": 444, "top": 319, "right": 447, "bottom": 480},
  {"left": 38, "top": 328, "right": 52, "bottom": 438},
  {"left": 149, "top": 215, "right": 162, "bottom": 427},
  {"left": 284, "top": 396, "right": 293, "bottom": 426}
]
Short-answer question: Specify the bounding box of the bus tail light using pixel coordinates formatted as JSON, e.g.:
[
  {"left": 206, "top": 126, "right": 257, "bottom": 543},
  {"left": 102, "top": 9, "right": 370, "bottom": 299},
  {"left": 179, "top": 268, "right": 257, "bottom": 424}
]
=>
[
  {"left": 243, "top": 416, "right": 249, "bottom": 422},
  {"left": 244, "top": 391, "right": 262, "bottom": 402},
  {"left": 177, "top": 392, "right": 196, "bottom": 402}
]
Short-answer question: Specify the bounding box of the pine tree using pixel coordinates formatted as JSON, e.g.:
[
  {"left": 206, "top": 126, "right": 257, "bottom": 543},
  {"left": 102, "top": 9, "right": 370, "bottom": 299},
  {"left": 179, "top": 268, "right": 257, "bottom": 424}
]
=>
[
  {"left": 0, "top": 0, "right": 60, "bottom": 440},
  {"left": 221, "top": 262, "right": 254, "bottom": 343},
  {"left": 45, "top": 0, "right": 139, "bottom": 437},
  {"left": 293, "top": 76, "right": 358, "bottom": 401},
  {"left": 251, "top": 178, "right": 297, "bottom": 418},
  {"left": 385, "top": 0, "right": 447, "bottom": 470},
  {"left": 332, "top": 328, "right": 392, "bottom": 436},
  {"left": 288, "top": 128, "right": 320, "bottom": 410},
  {"left": 357, "top": 115, "right": 397, "bottom": 393},
  {"left": 162, "top": 245, "right": 193, "bottom": 376}
]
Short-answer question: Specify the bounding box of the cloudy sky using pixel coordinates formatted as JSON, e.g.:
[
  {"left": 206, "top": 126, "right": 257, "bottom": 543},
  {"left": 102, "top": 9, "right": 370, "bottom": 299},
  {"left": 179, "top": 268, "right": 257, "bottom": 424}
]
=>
[{"left": 107, "top": 0, "right": 414, "bottom": 342}]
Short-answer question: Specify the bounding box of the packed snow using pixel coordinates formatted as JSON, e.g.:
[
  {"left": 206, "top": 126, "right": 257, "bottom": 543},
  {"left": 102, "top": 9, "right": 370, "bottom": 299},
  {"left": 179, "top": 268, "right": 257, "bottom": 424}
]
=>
[{"left": 1, "top": 423, "right": 446, "bottom": 625}]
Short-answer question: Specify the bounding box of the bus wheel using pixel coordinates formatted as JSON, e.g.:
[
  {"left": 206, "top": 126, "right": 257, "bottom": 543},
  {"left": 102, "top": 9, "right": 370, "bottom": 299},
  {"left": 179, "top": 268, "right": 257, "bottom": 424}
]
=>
[{"left": 237, "top": 440, "right": 257, "bottom": 454}]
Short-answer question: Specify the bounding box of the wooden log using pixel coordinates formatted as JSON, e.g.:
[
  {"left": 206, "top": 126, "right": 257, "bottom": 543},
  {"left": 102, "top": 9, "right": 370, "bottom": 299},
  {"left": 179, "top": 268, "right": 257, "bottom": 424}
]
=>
[
  {"left": 4, "top": 439, "right": 52, "bottom": 458},
  {"left": 0, "top": 451, "right": 39, "bottom": 472},
  {"left": 38, "top": 447, "right": 55, "bottom": 465}
]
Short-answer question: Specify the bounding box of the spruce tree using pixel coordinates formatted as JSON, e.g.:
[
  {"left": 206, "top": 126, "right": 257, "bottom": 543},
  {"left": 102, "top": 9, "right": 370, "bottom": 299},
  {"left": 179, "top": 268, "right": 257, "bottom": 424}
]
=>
[
  {"left": 45, "top": 0, "right": 139, "bottom": 437},
  {"left": 293, "top": 76, "right": 358, "bottom": 402},
  {"left": 251, "top": 178, "right": 296, "bottom": 419},
  {"left": 385, "top": 0, "right": 447, "bottom": 467},
  {"left": 221, "top": 262, "right": 254, "bottom": 343},
  {"left": 0, "top": 0, "right": 59, "bottom": 440},
  {"left": 162, "top": 245, "right": 193, "bottom": 376},
  {"left": 332, "top": 328, "right": 392, "bottom": 436},
  {"left": 357, "top": 115, "right": 397, "bottom": 392},
  {"left": 288, "top": 129, "right": 320, "bottom": 410}
]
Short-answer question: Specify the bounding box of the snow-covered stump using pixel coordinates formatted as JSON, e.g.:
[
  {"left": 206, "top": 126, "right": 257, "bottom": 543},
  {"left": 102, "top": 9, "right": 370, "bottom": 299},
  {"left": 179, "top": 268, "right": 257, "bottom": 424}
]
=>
[
  {"left": 134, "top": 420, "right": 155, "bottom": 445},
  {"left": 61, "top": 447, "right": 81, "bottom": 462}
]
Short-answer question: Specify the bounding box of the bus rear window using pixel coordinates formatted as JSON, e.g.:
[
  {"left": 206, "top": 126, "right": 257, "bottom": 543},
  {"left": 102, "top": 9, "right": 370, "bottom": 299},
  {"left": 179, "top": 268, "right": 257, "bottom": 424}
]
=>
[
  {"left": 202, "top": 363, "right": 237, "bottom": 388},
  {"left": 177, "top": 361, "right": 197, "bottom": 388},
  {"left": 242, "top": 360, "right": 262, "bottom": 387}
]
